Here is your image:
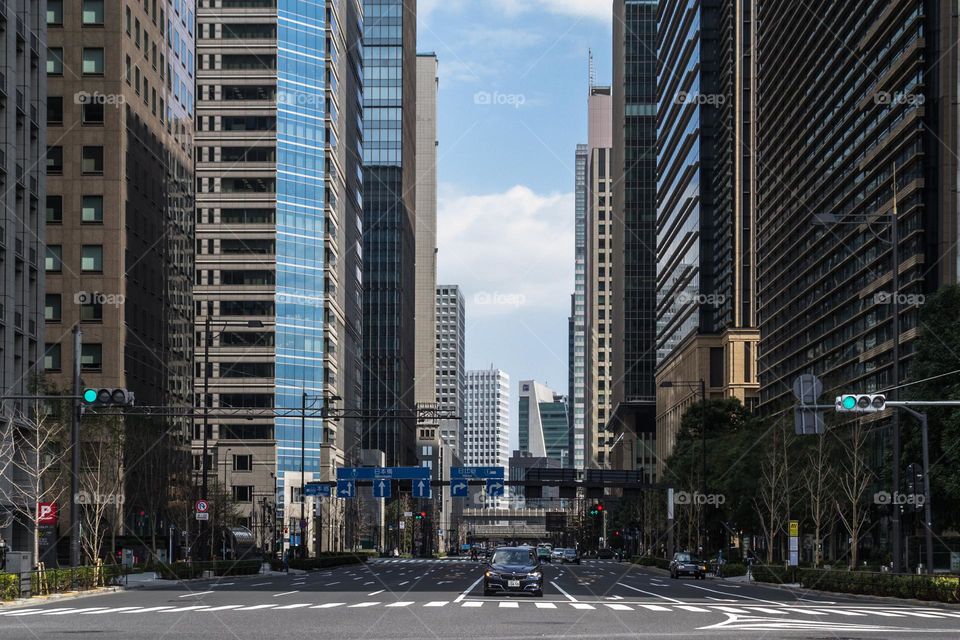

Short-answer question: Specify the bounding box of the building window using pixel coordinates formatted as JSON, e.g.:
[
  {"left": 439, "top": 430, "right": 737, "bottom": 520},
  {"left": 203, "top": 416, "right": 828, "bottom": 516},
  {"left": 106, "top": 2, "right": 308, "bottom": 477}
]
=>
[
  {"left": 82, "top": 196, "right": 104, "bottom": 223},
  {"left": 46, "top": 196, "right": 63, "bottom": 224},
  {"left": 80, "top": 300, "right": 103, "bottom": 323},
  {"left": 45, "top": 295, "right": 62, "bottom": 322},
  {"left": 44, "top": 344, "right": 62, "bottom": 371},
  {"left": 47, "top": 48, "right": 64, "bottom": 75},
  {"left": 82, "top": 0, "right": 105, "bottom": 25},
  {"left": 47, "top": 1, "right": 63, "bottom": 25},
  {"left": 80, "top": 344, "right": 102, "bottom": 371},
  {"left": 233, "top": 454, "right": 253, "bottom": 471},
  {"left": 47, "top": 97, "right": 63, "bottom": 125},
  {"left": 81, "top": 245, "right": 103, "bottom": 272},
  {"left": 47, "top": 146, "right": 63, "bottom": 174},
  {"left": 233, "top": 485, "right": 253, "bottom": 502},
  {"left": 82, "top": 101, "right": 104, "bottom": 125},
  {"left": 45, "top": 246, "right": 63, "bottom": 272},
  {"left": 82, "top": 48, "right": 105, "bottom": 75},
  {"left": 81, "top": 146, "right": 104, "bottom": 174}
]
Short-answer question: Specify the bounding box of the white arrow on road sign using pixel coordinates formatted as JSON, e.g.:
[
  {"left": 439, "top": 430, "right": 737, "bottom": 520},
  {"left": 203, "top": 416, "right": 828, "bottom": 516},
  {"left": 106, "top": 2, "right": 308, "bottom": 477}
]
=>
[
  {"left": 485, "top": 479, "right": 504, "bottom": 497},
  {"left": 337, "top": 479, "right": 355, "bottom": 498},
  {"left": 413, "top": 479, "right": 431, "bottom": 498},
  {"left": 374, "top": 478, "right": 391, "bottom": 499},
  {"left": 451, "top": 481, "right": 468, "bottom": 497}
]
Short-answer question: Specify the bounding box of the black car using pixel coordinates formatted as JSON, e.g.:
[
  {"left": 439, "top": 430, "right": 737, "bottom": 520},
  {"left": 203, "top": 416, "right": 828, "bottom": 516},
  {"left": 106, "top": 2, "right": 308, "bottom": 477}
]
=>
[
  {"left": 483, "top": 547, "right": 544, "bottom": 597},
  {"left": 562, "top": 548, "right": 580, "bottom": 564},
  {"left": 669, "top": 552, "right": 706, "bottom": 579},
  {"left": 597, "top": 548, "right": 615, "bottom": 559}
]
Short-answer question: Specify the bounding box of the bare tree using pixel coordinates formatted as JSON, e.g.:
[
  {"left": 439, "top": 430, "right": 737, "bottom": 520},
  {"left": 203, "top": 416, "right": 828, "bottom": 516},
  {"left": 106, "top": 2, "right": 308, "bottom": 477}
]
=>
[
  {"left": 753, "top": 427, "right": 787, "bottom": 564},
  {"left": 834, "top": 419, "right": 873, "bottom": 569},
  {"left": 803, "top": 426, "right": 835, "bottom": 567},
  {"left": 77, "top": 415, "right": 126, "bottom": 563},
  {"left": 0, "top": 402, "right": 70, "bottom": 562}
]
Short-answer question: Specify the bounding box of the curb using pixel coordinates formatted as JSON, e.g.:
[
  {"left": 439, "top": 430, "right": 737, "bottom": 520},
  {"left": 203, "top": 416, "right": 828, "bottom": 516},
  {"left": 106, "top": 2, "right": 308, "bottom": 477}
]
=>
[
  {"left": 748, "top": 579, "right": 960, "bottom": 610},
  {"left": 0, "top": 585, "right": 124, "bottom": 610}
]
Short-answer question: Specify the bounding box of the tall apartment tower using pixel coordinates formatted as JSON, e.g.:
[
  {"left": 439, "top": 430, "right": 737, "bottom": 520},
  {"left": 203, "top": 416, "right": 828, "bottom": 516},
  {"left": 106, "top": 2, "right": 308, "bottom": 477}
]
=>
[
  {"left": 435, "top": 285, "right": 465, "bottom": 453},
  {"left": 463, "top": 368, "right": 510, "bottom": 507},
  {"left": 195, "top": 0, "right": 364, "bottom": 547},
  {"left": 0, "top": 1, "right": 46, "bottom": 553},
  {"left": 609, "top": 0, "right": 658, "bottom": 476},
  {"left": 568, "top": 144, "right": 587, "bottom": 470},
  {"left": 756, "top": 1, "right": 960, "bottom": 416},
  {"left": 519, "top": 381, "right": 571, "bottom": 467},
  {"left": 654, "top": 0, "right": 759, "bottom": 471},
  {"left": 584, "top": 86, "right": 614, "bottom": 468},
  {"left": 362, "top": 0, "right": 418, "bottom": 467},
  {"left": 414, "top": 53, "right": 438, "bottom": 410}
]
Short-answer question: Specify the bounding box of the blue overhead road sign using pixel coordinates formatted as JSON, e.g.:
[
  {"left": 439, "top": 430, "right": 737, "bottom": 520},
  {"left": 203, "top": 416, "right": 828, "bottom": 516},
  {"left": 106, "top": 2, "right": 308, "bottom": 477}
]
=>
[
  {"left": 336, "top": 479, "right": 356, "bottom": 498},
  {"left": 450, "top": 479, "right": 469, "bottom": 497},
  {"left": 451, "top": 466, "right": 504, "bottom": 479},
  {"left": 337, "top": 467, "right": 430, "bottom": 480},
  {"left": 486, "top": 478, "right": 505, "bottom": 497},
  {"left": 412, "top": 477, "right": 432, "bottom": 498},
  {"left": 373, "top": 478, "right": 392, "bottom": 499},
  {"left": 304, "top": 483, "right": 331, "bottom": 498}
]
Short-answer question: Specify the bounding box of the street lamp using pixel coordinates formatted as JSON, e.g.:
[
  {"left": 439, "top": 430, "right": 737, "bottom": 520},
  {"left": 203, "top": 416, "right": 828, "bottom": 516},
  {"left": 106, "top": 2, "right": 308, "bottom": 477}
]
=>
[
  {"left": 199, "top": 317, "right": 264, "bottom": 560},
  {"left": 660, "top": 378, "right": 707, "bottom": 551}
]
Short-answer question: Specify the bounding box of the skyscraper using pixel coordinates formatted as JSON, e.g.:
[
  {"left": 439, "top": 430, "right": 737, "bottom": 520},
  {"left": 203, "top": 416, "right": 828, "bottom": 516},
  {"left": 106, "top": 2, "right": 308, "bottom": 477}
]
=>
[
  {"left": 414, "top": 53, "right": 438, "bottom": 411},
  {"left": 195, "top": 0, "right": 364, "bottom": 549},
  {"left": 654, "top": 0, "right": 759, "bottom": 471},
  {"left": 609, "top": 0, "right": 658, "bottom": 476},
  {"left": 362, "top": 0, "right": 418, "bottom": 467},
  {"left": 568, "top": 143, "right": 587, "bottom": 470},
  {"left": 755, "top": 1, "right": 959, "bottom": 416},
  {"left": 436, "top": 285, "right": 465, "bottom": 452},
  {"left": 1, "top": 0, "right": 46, "bottom": 553},
  {"left": 519, "top": 381, "right": 571, "bottom": 467},
  {"left": 463, "top": 368, "right": 510, "bottom": 508}
]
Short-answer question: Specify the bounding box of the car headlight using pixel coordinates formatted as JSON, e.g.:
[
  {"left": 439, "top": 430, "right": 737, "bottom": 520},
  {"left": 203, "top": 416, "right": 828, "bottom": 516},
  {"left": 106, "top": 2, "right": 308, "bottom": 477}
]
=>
[
  {"left": 528, "top": 572, "right": 541, "bottom": 579},
  {"left": 485, "top": 571, "right": 498, "bottom": 578}
]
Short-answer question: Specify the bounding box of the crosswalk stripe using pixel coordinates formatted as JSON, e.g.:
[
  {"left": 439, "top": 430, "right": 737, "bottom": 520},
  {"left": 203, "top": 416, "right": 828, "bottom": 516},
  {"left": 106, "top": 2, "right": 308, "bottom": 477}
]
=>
[
  {"left": 311, "top": 603, "right": 344, "bottom": 609},
  {"left": 348, "top": 602, "right": 380, "bottom": 608},
  {"left": 792, "top": 609, "right": 827, "bottom": 615},
  {"left": 748, "top": 607, "right": 788, "bottom": 615},
  {"left": 81, "top": 607, "right": 142, "bottom": 615},
  {"left": 0, "top": 609, "right": 41, "bottom": 616},
  {"left": 677, "top": 605, "right": 709, "bottom": 613},
  {"left": 236, "top": 604, "right": 277, "bottom": 611},
  {"left": 461, "top": 601, "right": 483, "bottom": 608},
  {"left": 6, "top": 609, "right": 58, "bottom": 616},
  {"left": 386, "top": 602, "right": 414, "bottom": 607},
  {"left": 853, "top": 610, "right": 904, "bottom": 617},
  {"left": 829, "top": 609, "right": 867, "bottom": 616},
  {"left": 638, "top": 604, "right": 669, "bottom": 611},
  {"left": 713, "top": 607, "right": 749, "bottom": 614},
  {"left": 499, "top": 602, "right": 519, "bottom": 608},
  {"left": 275, "top": 604, "right": 312, "bottom": 610},
  {"left": 570, "top": 603, "right": 595, "bottom": 610},
  {"left": 424, "top": 601, "right": 448, "bottom": 607},
  {"left": 604, "top": 604, "right": 632, "bottom": 611},
  {"left": 125, "top": 607, "right": 175, "bottom": 613},
  {"left": 44, "top": 608, "right": 93, "bottom": 616},
  {"left": 535, "top": 602, "right": 557, "bottom": 609},
  {"left": 897, "top": 611, "right": 943, "bottom": 618},
  {"left": 203, "top": 605, "right": 243, "bottom": 612},
  {"left": 162, "top": 606, "right": 210, "bottom": 613}
]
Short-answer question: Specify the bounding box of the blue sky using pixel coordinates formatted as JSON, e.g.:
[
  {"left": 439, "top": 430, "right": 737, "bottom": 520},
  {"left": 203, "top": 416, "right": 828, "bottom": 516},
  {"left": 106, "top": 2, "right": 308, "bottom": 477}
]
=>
[{"left": 417, "top": 1, "right": 614, "bottom": 449}]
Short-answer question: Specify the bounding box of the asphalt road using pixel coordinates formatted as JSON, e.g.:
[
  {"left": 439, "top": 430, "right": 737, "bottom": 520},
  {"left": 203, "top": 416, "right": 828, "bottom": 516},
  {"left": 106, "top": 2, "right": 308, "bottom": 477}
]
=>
[{"left": 0, "top": 558, "right": 958, "bottom": 639}]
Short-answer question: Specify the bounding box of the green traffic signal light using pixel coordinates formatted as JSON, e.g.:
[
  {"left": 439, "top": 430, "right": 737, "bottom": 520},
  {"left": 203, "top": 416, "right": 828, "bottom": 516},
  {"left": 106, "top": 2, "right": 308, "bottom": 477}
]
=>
[
  {"left": 841, "top": 395, "right": 857, "bottom": 410},
  {"left": 82, "top": 388, "right": 98, "bottom": 403}
]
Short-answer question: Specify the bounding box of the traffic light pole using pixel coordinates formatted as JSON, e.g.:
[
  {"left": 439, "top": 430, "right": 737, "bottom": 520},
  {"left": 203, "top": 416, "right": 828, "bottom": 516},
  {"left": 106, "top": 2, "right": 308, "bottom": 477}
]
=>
[
  {"left": 891, "top": 199, "right": 902, "bottom": 574},
  {"left": 70, "top": 325, "right": 82, "bottom": 568}
]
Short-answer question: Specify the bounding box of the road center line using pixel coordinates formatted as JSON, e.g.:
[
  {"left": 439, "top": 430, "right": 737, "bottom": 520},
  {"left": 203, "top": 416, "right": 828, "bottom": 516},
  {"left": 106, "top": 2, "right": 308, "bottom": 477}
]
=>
[
  {"left": 551, "top": 581, "right": 577, "bottom": 602},
  {"left": 455, "top": 576, "right": 484, "bottom": 603},
  {"left": 615, "top": 582, "right": 683, "bottom": 603}
]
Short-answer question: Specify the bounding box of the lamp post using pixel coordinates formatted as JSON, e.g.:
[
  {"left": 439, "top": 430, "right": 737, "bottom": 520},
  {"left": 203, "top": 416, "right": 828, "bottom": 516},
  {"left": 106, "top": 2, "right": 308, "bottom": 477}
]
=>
[
  {"left": 660, "top": 378, "right": 706, "bottom": 552},
  {"left": 199, "top": 317, "right": 263, "bottom": 560}
]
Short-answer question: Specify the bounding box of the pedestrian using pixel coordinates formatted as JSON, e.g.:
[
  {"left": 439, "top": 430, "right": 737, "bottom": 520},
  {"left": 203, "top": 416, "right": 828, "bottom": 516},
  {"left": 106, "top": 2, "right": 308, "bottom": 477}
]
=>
[{"left": 282, "top": 549, "right": 290, "bottom": 573}]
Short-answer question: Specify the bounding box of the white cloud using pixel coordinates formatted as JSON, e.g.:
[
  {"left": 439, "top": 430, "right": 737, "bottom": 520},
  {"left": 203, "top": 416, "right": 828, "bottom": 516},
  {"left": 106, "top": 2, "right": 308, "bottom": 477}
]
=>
[
  {"left": 437, "top": 184, "right": 574, "bottom": 319},
  {"left": 492, "top": 0, "right": 611, "bottom": 22}
]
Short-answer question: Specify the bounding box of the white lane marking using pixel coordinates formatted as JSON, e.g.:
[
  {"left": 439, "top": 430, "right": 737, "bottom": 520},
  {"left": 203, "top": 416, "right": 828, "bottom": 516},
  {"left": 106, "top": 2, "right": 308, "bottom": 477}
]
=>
[
  {"left": 6, "top": 609, "right": 63, "bottom": 617},
  {"left": 685, "top": 583, "right": 783, "bottom": 606},
  {"left": 162, "top": 606, "right": 211, "bottom": 613},
  {"left": 275, "top": 603, "right": 312, "bottom": 610},
  {"left": 273, "top": 590, "right": 299, "bottom": 597},
  {"left": 81, "top": 607, "right": 141, "bottom": 615},
  {"left": 325, "top": 582, "right": 340, "bottom": 586},
  {"left": 424, "top": 601, "right": 448, "bottom": 607},
  {"left": 236, "top": 604, "right": 277, "bottom": 611},
  {"left": 616, "top": 582, "right": 683, "bottom": 603},
  {"left": 368, "top": 589, "right": 385, "bottom": 596},
  {"left": 853, "top": 610, "right": 904, "bottom": 617},
  {"left": 251, "top": 582, "right": 272, "bottom": 587},
  {"left": 570, "top": 603, "right": 595, "bottom": 610},
  {"left": 125, "top": 607, "right": 175, "bottom": 613},
  {"left": 638, "top": 604, "right": 670, "bottom": 611},
  {"left": 348, "top": 602, "right": 380, "bottom": 608},
  {"left": 178, "top": 591, "right": 213, "bottom": 598},
  {"left": 44, "top": 608, "right": 99, "bottom": 616},
  {"left": 713, "top": 606, "right": 750, "bottom": 614},
  {"left": 499, "top": 601, "right": 519, "bottom": 608},
  {"left": 535, "top": 602, "right": 557, "bottom": 609},
  {"left": 792, "top": 609, "right": 827, "bottom": 615},
  {"left": 386, "top": 602, "right": 414, "bottom": 607},
  {"left": 896, "top": 611, "right": 943, "bottom": 618},
  {"left": 461, "top": 601, "right": 483, "bottom": 608},
  {"left": 828, "top": 609, "right": 867, "bottom": 616},
  {"left": 677, "top": 605, "right": 709, "bottom": 612},
  {"left": 311, "top": 603, "right": 344, "bottom": 608},
  {"left": 918, "top": 610, "right": 960, "bottom": 618},
  {"left": 749, "top": 607, "right": 788, "bottom": 615},
  {"left": 605, "top": 604, "right": 632, "bottom": 611},
  {"left": 455, "top": 576, "right": 484, "bottom": 603},
  {"left": 364, "top": 581, "right": 375, "bottom": 585},
  {"left": 203, "top": 605, "right": 243, "bottom": 612},
  {"left": 211, "top": 582, "right": 235, "bottom": 587},
  {"left": 0, "top": 609, "right": 41, "bottom": 616},
  {"left": 551, "top": 581, "right": 577, "bottom": 602},
  {"left": 398, "top": 581, "right": 409, "bottom": 586}
]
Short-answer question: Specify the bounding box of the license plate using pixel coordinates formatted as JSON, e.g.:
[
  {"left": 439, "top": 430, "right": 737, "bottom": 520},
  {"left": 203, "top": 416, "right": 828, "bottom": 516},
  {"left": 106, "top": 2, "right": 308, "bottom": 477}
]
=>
[{"left": 508, "top": 580, "right": 520, "bottom": 588}]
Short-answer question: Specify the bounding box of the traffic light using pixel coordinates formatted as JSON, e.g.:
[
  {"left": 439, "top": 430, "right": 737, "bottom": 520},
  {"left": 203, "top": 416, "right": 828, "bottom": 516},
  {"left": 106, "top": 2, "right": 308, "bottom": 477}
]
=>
[
  {"left": 589, "top": 504, "right": 604, "bottom": 517},
  {"left": 415, "top": 511, "right": 426, "bottom": 521},
  {"left": 835, "top": 393, "right": 885, "bottom": 413},
  {"left": 82, "top": 388, "right": 136, "bottom": 407}
]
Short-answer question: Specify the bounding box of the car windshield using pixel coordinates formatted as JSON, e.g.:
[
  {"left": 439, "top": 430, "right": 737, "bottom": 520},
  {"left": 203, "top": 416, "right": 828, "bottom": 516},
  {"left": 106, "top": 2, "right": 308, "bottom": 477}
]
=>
[
  {"left": 675, "top": 553, "right": 697, "bottom": 562},
  {"left": 493, "top": 549, "right": 534, "bottom": 565},
  {"left": 564, "top": 549, "right": 576, "bottom": 555}
]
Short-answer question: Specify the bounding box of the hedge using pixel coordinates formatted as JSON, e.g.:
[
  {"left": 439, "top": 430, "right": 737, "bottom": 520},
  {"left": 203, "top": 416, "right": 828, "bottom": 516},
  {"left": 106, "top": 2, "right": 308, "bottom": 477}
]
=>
[
  {"left": 0, "top": 574, "right": 18, "bottom": 601},
  {"left": 270, "top": 552, "right": 373, "bottom": 572},
  {"left": 798, "top": 569, "right": 960, "bottom": 603},
  {"left": 631, "top": 556, "right": 671, "bottom": 571},
  {"left": 157, "top": 560, "right": 262, "bottom": 580},
  {"left": 750, "top": 564, "right": 795, "bottom": 584},
  {"left": 718, "top": 563, "right": 747, "bottom": 577}
]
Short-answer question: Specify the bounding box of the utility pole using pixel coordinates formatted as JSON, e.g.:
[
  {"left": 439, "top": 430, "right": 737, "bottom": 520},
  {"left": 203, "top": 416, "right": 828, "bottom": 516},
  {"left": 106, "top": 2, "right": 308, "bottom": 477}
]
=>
[
  {"left": 301, "top": 390, "right": 306, "bottom": 559},
  {"left": 890, "top": 166, "right": 902, "bottom": 573},
  {"left": 200, "top": 314, "right": 211, "bottom": 561},
  {"left": 70, "top": 326, "right": 82, "bottom": 568}
]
